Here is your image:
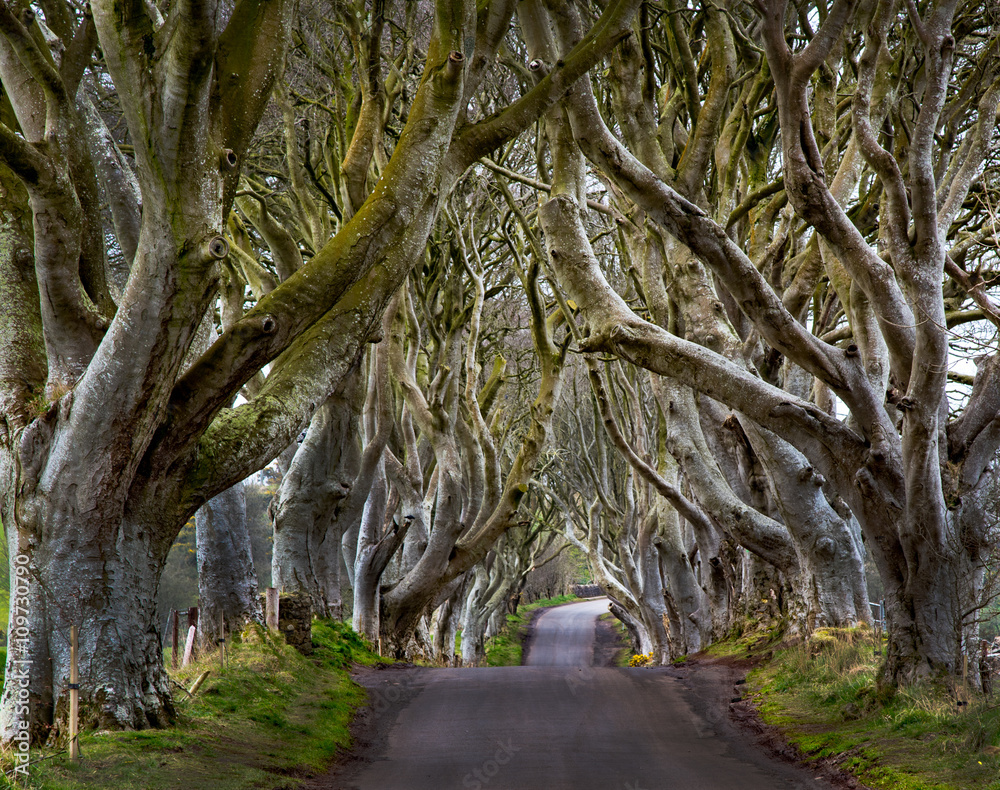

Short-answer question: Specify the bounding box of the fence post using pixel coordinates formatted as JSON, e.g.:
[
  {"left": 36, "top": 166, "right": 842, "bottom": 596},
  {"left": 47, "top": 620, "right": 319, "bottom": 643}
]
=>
[
  {"left": 69, "top": 625, "right": 80, "bottom": 762},
  {"left": 218, "top": 612, "right": 226, "bottom": 669},
  {"left": 266, "top": 588, "right": 279, "bottom": 632},
  {"left": 171, "top": 610, "right": 179, "bottom": 670},
  {"left": 182, "top": 625, "right": 197, "bottom": 667},
  {"left": 880, "top": 599, "right": 886, "bottom": 656},
  {"left": 870, "top": 600, "right": 884, "bottom": 658},
  {"left": 182, "top": 607, "right": 199, "bottom": 667},
  {"left": 982, "top": 640, "right": 993, "bottom": 697}
]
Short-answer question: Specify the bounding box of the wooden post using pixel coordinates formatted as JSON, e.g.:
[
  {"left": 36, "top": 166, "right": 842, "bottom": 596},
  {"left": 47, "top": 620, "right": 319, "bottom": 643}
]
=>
[
  {"left": 266, "top": 587, "right": 279, "bottom": 632},
  {"left": 69, "top": 625, "right": 80, "bottom": 762},
  {"left": 218, "top": 612, "right": 226, "bottom": 669},
  {"left": 182, "top": 606, "right": 199, "bottom": 665},
  {"left": 873, "top": 600, "right": 884, "bottom": 658},
  {"left": 188, "top": 670, "right": 211, "bottom": 697},
  {"left": 181, "top": 625, "right": 198, "bottom": 667},
  {"left": 183, "top": 626, "right": 197, "bottom": 667},
  {"left": 983, "top": 640, "right": 993, "bottom": 697},
  {"left": 171, "top": 610, "right": 179, "bottom": 669}
]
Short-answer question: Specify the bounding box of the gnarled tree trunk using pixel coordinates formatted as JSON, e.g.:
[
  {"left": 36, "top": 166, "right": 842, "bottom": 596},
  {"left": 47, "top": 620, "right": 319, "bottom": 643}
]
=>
[
  {"left": 196, "top": 480, "right": 262, "bottom": 645},
  {"left": 0, "top": 501, "right": 178, "bottom": 740},
  {"left": 271, "top": 375, "right": 363, "bottom": 618}
]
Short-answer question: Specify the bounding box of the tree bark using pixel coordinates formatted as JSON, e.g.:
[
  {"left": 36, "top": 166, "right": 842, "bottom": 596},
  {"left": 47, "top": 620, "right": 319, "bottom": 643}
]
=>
[
  {"left": 196, "top": 480, "right": 262, "bottom": 646},
  {"left": 0, "top": 508, "right": 176, "bottom": 741},
  {"left": 271, "top": 372, "right": 363, "bottom": 618}
]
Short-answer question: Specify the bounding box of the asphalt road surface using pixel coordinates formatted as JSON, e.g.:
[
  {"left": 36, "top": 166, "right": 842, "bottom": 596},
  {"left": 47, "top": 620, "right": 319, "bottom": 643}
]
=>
[
  {"left": 327, "top": 599, "right": 843, "bottom": 790},
  {"left": 524, "top": 597, "right": 610, "bottom": 666}
]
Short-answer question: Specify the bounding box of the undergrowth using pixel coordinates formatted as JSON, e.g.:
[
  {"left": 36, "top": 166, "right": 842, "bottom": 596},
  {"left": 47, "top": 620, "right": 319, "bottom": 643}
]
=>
[
  {"left": 1, "top": 619, "right": 383, "bottom": 789},
  {"left": 745, "top": 626, "right": 1000, "bottom": 790}
]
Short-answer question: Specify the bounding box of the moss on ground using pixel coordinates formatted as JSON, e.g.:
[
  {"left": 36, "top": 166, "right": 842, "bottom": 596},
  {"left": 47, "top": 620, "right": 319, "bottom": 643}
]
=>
[
  {"left": 736, "top": 626, "right": 1000, "bottom": 790},
  {"left": 2, "top": 620, "right": 384, "bottom": 789}
]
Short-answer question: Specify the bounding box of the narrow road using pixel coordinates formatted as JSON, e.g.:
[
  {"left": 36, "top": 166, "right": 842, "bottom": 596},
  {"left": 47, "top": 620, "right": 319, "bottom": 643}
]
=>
[
  {"left": 325, "top": 599, "right": 844, "bottom": 790},
  {"left": 524, "top": 597, "right": 610, "bottom": 666}
]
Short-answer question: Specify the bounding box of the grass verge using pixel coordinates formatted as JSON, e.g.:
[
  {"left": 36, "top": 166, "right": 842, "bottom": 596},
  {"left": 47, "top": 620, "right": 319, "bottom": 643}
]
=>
[
  {"left": 484, "top": 594, "right": 580, "bottom": 666},
  {"left": 3, "top": 620, "right": 382, "bottom": 790},
  {"left": 599, "top": 613, "right": 632, "bottom": 667},
  {"left": 736, "top": 625, "right": 1000, "bottom": 790}
]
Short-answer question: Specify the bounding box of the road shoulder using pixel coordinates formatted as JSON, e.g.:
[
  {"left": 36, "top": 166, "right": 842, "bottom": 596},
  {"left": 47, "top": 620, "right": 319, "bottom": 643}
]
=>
[{"left": 674, "top": 653, "right": 873, "bottom": 790}]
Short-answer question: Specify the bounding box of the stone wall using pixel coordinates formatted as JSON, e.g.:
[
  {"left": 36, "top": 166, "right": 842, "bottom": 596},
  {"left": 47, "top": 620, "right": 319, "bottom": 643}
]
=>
[
  {"left": 260, "top": 591, "right": 313, "bottom": 655},
  {"left": 571, "top": 584, "right": 604, "bottom": 599}
]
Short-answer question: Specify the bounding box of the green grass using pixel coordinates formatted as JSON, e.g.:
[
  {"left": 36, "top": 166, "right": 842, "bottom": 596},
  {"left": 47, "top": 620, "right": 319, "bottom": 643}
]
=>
[
  {"left": 3, "top": 620, "right": 383, "bottom": 789},
  {"left": 740, "top": 626, "right": 1000, "bottom": 790},
  {"left": 484, "top": 594, "right": 580, "bottom": 666}
]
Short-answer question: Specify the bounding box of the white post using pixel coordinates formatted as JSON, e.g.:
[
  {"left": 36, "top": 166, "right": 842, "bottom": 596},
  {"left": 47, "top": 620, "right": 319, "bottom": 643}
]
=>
[
  {"left": 266, "top": 587, "right": 279, "bottom": 632},
  {"left": 69, "top": 625, "right": 80, "bottom": 762},
  {"left": 182, "top": 625, "right": 197, "bottom": 667}
]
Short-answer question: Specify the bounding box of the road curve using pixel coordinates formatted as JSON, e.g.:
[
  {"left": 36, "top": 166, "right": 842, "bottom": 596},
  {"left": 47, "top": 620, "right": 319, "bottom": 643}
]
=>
[
  {"left": 326, "top": 600, "right": 841, "bottom": 790},
  {"left": 524, "top": 598, "right": 610, "bottom": 666}
]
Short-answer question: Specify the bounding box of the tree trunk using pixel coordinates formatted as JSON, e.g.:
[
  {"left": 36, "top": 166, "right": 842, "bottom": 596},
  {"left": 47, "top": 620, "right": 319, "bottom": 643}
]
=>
[
  {"left": 0, "top": 510, "right": 175, "bottom": 742},
  {"left": 620, "top": 511, "right": 672, "bottom": 664},
  {"left": 352, "top": 468, "right": 388, "bottom": 643},
  {"left": 609, "top": 598, "right": 648, "bottom": 657},
  {"left": 271, "top": 373, "right": 363, "bottom": 617},
  {"left": 654, "top": 496, "right": 706, "bottom": 655},
  {"left": 459, "top": 566, "right": 490, "bottom": 666},
  {"left": 880, "top": 501, "right": 988, "bottom": 686},
  {"left": 196, "top": 480, "right": 262, "bottom": 646},
  {"left": 883, "top": 560, "right": 963, "bottom": 685},
  {"left": 740, "top": 422, "right": 870, "bottom": 630},
  {"left": 432, "top": 586, "right": 463, "bottom": 665},
  {"left": 697, "top": 527, "right": 738, "bottom": 641}
]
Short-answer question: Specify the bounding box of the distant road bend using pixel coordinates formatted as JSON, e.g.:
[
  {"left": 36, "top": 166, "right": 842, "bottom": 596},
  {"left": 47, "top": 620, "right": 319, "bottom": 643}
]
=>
[
  {"left": 524, "top": 597, "right": 608, "bottom": 666},
  {"left": 328, "top": 598, "right": 843, "bottom": 790}
]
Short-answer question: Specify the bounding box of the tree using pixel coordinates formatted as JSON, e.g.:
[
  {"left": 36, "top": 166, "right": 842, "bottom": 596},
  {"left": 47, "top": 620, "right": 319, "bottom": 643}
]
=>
[
  {"left": 0, "top": 0, "right": 642, "bottom": 740},
  {"left": 458, "top": 522, "right": 562, "bottom": 665},
  {"left": 0, "top": 0, "right": 293, "bottom": 738},
  {"left": 264, "top": 0, "right": 402, "bottom": 620},
  {"left": 196, "top": 480, "right": 262, "bottom": 646},
  {"left": 520, "top": 0, "right": 1000, "bottom": 684},
  {"left": 346, "top": 189, "right": 571, "bottom": 654}
]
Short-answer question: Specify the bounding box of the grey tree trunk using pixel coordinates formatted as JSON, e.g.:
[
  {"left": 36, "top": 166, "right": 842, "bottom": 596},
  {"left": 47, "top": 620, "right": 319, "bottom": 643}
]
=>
[
  {"left": 432, "top": 586, "right": 463, "bottom": 665},
  {"left": 691, "top": 520, "right": 737, "bottom": 642},
  {"left": 196, "top": 480, "right": 262, "bottom": 646},
  {"left": 654, "top": 496, "right": 707, "bottom": 655},
  {"left": 352, "top": 467, "right": 388, "bottom": 643},
  {"left": 622, "top": 511, "right": 672, "bottom": 664},
  {"left": 459, "top": 565, "right": 491, "bottom": 666},
  {"left": 0, "top": 509, "right": 176, "bottom": 742},
  {"left": 271, "top": 374, "right": 363, "bottom": 618},
  {"left": 742, "top": 422, "right": 870, "bottom": 630}
]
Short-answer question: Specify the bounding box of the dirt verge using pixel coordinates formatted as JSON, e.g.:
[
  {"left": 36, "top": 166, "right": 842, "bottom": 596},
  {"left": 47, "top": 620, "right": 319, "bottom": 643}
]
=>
[
  {"left": 305, "top": 662, "right": 422, "bottom": 788},
  {"left": 676, "top": 652, "right": 873, "bottom": 790},
  {"left": 592, "top": 612, "right": 629, "bottom": 666}
]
